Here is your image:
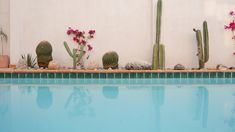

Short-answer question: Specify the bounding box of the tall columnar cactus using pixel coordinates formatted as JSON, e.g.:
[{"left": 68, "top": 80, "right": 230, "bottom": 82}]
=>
[
  {"left": 102, "top": 51, "right": 119, "bottom": 69},
  {"left": 159, "top": 44, "right": 165, "bottom": 69},
  {"left": 36, "top": 41, "right": 53, "bottom": 68},
  {"left": 152, "top": 0, "right": 165, "bottom": 70},
  {"left": 64, "top": 42, "right": 85, "bottom": 69},
  {"left": 193, "top": 21, "right": 209, "bottom": 69}
]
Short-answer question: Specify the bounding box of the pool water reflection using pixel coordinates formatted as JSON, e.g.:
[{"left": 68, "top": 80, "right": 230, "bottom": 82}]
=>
[{"left": 0, "top": 79, "right": 235, "bottom": 132}]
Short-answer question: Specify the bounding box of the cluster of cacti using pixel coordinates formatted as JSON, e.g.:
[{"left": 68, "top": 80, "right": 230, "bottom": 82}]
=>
[
  {"left": 152, "top": 0, "right": 165, "bottom": 70},
  {"left": 36, "top": 41, "right": 53, "bottom": 68},
  {"left": 102, "top": 51, "right": 119, "bottom": 69},
  {"left": 64, "top": 42, "right": 85, "bottom": 69},
  {"left": 193, "top": 21, "right": 209, "bottom": 69}
]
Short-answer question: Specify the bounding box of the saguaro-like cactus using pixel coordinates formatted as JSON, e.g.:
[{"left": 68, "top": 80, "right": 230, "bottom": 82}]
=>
[
  {"left": 64, "top": 42, "right": 85, "bottom": 69},
  {"left": 152, "top": 0, "right": 165, "bottom": 70},
  {"left": 193, "top": 21, "right": 209, "bottom": 69}
]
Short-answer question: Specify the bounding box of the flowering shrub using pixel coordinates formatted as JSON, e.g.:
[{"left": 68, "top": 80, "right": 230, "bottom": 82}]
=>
[
  {"left": 225, "top": 11, "right": 235, "bottom": 40},
  {"left": 64, "top": 27, "right": 95, "bottom": 69},
  {"left": 67, "top": 27, "right": 95, "bottom": 52}
]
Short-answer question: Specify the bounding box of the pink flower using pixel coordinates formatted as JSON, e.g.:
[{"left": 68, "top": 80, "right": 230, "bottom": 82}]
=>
[
  {"left": 225, "top": 20, "right": 235, "bottom": 31},
  {"left": 88, "top": 30, "right": 96, "bottom": 35},
  {"left": 88, "top": 45, "right": 93, "bottom": 51},
  {"left": 230, "top": 11, "right": 234, "bottom": 16},
  {"left": 67, "top": 28, "right": 73, "bottom": 35},
  {"left": 81, "top": 40, "right": 87, "bottom": 45},
  {"left": 233, "top": 52, "right": 235, "bottom": 55}
]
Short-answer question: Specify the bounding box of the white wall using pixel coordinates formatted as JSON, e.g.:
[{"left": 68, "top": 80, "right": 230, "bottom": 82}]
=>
[
  {"left": 8, "top": 0, "right": 235, "bottom": 68},
  {"left": 0, "top": 0, "right": 10, "bottom": 56}
]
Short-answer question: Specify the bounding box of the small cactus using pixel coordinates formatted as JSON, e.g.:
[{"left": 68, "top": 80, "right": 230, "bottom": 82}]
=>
[
  {"left": 64, "top": 41, "right": 85, "bottom": 69},
  {"left": 21, "top": 54, "right": 37, "bottom": 68},
  {"left": 36, "top": 41, "right": 53, "bottom": 68},
  {"left": 193, "top": 21, "right": 209, "bottom": 69},
  {"left": 102, "top": 51, "right": 119, "bottom": 69}
]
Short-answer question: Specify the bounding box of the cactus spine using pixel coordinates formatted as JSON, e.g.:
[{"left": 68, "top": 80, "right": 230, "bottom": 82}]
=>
[
  {"left": 152, "top": 0, "right": 165, "bottom": 70},
  {"left": 64, "top": 42, "right": 85, "bottom": 69},
  {"left": 193, "top": 21, "right": 209, "bottom": 69}
]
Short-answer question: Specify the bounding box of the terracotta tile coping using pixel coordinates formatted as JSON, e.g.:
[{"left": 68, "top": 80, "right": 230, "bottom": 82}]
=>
[{"left": 0, "top": 69, "right": 234, "bottom": 73}]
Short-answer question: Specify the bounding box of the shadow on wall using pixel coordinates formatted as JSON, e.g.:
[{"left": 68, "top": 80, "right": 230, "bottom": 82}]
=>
[
  {"left": 64, "top": 86, "right": 94, "bottom": 117},
  {"left": 193, "top": 86, "right": 209, "bottom": 128},
  {"left": 102, "top": 86, "right": 119, "bottom": 99},
  {"left": 36, "top": 86, "right": 53, "bottom": 109}
]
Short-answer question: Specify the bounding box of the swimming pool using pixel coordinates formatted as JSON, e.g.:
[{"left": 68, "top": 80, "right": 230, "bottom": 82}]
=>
[{"left": 0, "top": 78, "right": 235, "bottom": 132}]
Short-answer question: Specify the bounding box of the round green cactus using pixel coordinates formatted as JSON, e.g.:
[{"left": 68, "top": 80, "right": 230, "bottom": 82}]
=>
[
  {"left": 102, "top": 51, "right": 119, "bottom": 69},
  {"left": 36, "top": 41, "right": 53, "bottom": 68}
]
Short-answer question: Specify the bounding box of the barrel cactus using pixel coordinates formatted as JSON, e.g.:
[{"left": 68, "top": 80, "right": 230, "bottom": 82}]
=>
[
  {"left": 36, "top": 41, "right": 53, "bottom": 68},
  {"left": 102, "top": 51, "right": 119, "bottom": 69}
]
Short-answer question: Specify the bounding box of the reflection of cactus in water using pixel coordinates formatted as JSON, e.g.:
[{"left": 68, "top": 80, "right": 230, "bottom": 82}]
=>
[
  {"left": 194, "top": 86, "right": 208, "bottom": 128},
  {"left": 18, "top": 86, "right": 34, "bottom": 94},
  {"left": 0, "top": 87, "right": 10, "bottom": 117},
  {"left": 102, "top": 86, "right": 119, "bottom": 99},
  {"left": 36, "top": 86, "right": 53, "bottom": 109},
  {"left": 152, "top": 86, "right": 165, "bottom": 132},
  {"left": 64, "top": 87, "right": 94, "bottom": 117},
  {"left": 152, "top": 86, "right": 165, "bottom": 106}
]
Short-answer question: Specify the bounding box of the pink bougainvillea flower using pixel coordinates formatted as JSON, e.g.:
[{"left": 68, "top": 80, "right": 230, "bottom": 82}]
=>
[
  {"left": 67, "top": 28, "right": 73, "bottom": 35},
  {"left": 88, "top": 30, "right": 96, "bottom": 35},
  {"left": 81, "top": 40, "right": 87, "bottom": 45},
  {"left": 230, "top": 11, "right": 234, "bottom": 16},
  {"left": 88, "top": 45, "right": 93, "bottom": 51},
  {"left": 73, "top": 37, "right": 78, "bottom": 41},
  {"left": 225, "top": 20, "right": 235, "bottom": 31},
  {"left": 67, "top": 30, "right": 71, "bottom": 35}
]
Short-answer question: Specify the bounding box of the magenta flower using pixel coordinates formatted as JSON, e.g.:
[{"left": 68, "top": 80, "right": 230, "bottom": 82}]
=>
[
  {"left": 230, "top": 11, "right": 234, "bottom": 16},
  {"left": 81, "top": 40, "right": 87, "bottom": 45},
  {"left": 66, "top": 27, "right": 95, "bottom": 56},
  {"left": 225, "top": 20, "right": 235, "bottom": 31},
  {"left": 67, "top": 28, "right": 73, "bottom": 35},
  {"left": 88, "top": 45, "right": 93, "bottom": 51},
  {"left": 88, "top": 30, "right": 96, "bottom": 35}
]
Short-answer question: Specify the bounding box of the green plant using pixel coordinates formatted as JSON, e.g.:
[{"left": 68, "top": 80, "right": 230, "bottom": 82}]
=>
[
  {"left": 21, "top": 54, "right": 37, "bottom": 68},
  {"left": 102, "top": 51, "right": 119, "bottom": 69},
  {"left": 64, "top": 28, "right": 95, "bottom": 69},
  {"left": 193, "top": 21, "right": 209, "bottom": 69},
  {"left": 0, "top": 28, "right": 8, "bottom": 55},
  {"left": 64, "top": 41, "right": 85, "bottom": 69},
  {"left": 36, "top": 41, "right": 53, "bottom": 68},
  {"left": 152, "top": 0, "right": 165, "bottom": 70}
]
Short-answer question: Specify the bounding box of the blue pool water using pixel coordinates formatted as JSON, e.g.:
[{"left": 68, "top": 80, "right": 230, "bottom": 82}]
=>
[{"left": 0, "top": 78, "right": 235, "bottom": 132}]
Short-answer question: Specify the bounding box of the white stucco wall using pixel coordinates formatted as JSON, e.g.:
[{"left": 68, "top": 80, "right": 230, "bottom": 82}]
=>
[
  {"left": 0, "top": 0, "right": 10, "bottom": 56},
  {"left": 6, "top": 0, "right": 235, "bottom": 68}
]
